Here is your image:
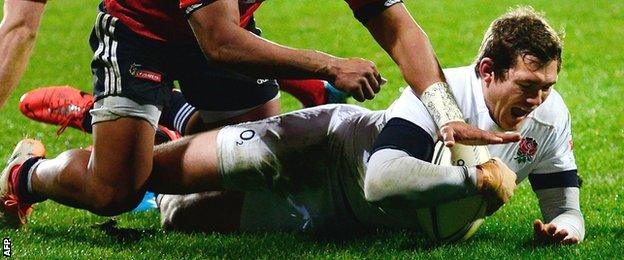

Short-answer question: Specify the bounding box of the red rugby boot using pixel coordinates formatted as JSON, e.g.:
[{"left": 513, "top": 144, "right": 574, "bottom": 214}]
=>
[
  {"left": 0, "top": 139, "right": 46, "bottom": 228},
  {"left": 19, "top": 86, "right": 94, "bottom": 135}
]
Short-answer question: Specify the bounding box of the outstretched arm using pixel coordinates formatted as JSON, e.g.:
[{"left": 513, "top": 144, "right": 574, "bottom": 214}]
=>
[
  {"left": 0, "top": 0, "right": 46, "bottom": 108},
  {"left": 186, "top": 0, "right": 381, "bottom": 102}
]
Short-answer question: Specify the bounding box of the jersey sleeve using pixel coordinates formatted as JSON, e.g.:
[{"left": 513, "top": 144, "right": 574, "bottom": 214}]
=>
[
  {"left": 531, "top": 107, "right": 577, "bottom": 174},
  {"left": 345, "top": 0, "right": 403, "bottom": 24},
  {"left": 371, "top": 117, "right": 435, "bottom": 161}
]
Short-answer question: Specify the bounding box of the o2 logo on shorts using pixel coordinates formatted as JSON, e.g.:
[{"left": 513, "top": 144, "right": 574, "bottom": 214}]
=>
[
  {"left": 236, "top": 129, "right": 256, "bottom": 146},
  {"left": 455, "top": 159, "right": 465, "bottom": 166}
]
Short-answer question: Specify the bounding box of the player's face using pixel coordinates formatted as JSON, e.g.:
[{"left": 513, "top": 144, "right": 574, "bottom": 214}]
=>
[{"left": 483, "top": 55, "right": 558, "bottom": 130}]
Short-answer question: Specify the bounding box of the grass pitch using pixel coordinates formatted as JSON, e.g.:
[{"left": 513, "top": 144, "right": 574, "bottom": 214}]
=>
[{"left": 1, "top": 0, "right": 623, "bottom": 258}]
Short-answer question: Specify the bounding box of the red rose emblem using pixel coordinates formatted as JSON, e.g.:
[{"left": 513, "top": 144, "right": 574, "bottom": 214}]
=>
[
  {"left": 519, "top": 137, "right": 538, "bottom": 156},
  {"left": 515, "top": 137, "right": 538, "bottom": 163}
]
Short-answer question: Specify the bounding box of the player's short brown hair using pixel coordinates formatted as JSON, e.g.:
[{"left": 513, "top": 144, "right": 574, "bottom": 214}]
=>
[{"left": 474, "top": 6, "right": 563, "bottom": 79}]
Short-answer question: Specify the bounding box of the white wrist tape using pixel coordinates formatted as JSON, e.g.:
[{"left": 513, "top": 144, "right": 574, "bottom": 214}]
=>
[{"left": 420, "top": 82, "right": 464, "bottom": 127}]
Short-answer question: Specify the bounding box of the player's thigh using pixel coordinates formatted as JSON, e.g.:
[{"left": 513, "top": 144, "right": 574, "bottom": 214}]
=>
[
  {"left": 150, "top": 130, "right": 222, "bottom": 193},
  {"left": 217, "top": 106, "right": 338, "bottom": 191},
  {"left": 88, "top": 96, "right": 161, "bottom": 209},
  {"left": 91, "top": 117, "right": 155, "bottom": 191}
]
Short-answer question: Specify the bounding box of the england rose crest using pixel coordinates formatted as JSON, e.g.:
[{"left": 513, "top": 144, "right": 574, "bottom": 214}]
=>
[{"left": 515, "top": 137, "right": 538, "bottom": 163}]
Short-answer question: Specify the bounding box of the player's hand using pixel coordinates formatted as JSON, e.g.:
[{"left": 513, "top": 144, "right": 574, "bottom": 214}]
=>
[
  {"left": 533, "top": 219, "right": 580, "bottom": 245},
  {"left": 439, "top": 121, "right": 522, "bottom": 147},
  {"left": 327, "top": 58, "right": 384, "bottom": 102},
  {"left": 476, "top": 157, "right": 517, "bottom": 216}
]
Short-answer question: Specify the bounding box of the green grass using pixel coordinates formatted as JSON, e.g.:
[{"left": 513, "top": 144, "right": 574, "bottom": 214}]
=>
[{"left": 1, "top": 0, "right": 623, "bottom": 258}]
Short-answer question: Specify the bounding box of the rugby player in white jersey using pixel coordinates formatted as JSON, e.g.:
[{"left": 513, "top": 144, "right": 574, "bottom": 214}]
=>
[{"left": 154, "top": 7, "right": 583, "bottom": 244}]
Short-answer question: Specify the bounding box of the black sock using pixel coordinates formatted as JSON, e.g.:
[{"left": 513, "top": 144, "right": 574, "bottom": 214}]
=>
[
  {"left": 159, "top": 89, "right": 197, "bottom": 134},
  {"left": 17, "top": 157, "right": 47, "bottom": 204},
  {"left": 81, "top": 111, "right": 93, "bottom": 133}
]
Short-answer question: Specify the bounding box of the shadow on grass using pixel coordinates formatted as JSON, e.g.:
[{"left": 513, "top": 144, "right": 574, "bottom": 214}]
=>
[
  {"left": 90, "top": 218, "right": 159, "bottom": 243},
  {"left": 31, "top": 217, "right": 159, "bottom": 246}
]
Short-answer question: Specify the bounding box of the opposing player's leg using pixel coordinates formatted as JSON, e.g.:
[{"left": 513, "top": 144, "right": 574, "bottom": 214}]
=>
[
  {"left": 2, "top": 98, "right": 161, "bottom": 222},
  {"left": 0, "top": 139, "right": 46, "bottom": 227},
  {"left": 0, "top": 11, "right": 175, "bottom": 227},
  {"left": 28, "top": 115, "right": 156, "bottom": 215}
]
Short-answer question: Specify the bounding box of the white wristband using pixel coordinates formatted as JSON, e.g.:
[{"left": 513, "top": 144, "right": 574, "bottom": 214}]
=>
[{"left": 420, "top": 82, "right": 464, "bottom": 127}]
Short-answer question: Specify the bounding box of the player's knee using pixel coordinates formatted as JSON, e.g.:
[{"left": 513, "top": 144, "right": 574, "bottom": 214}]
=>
[
  {"left": 158, "top": 195, "right": 179, "bottom": 230},
  {"left": 89, "top": 185, "right": 144, "bottom": 216},
  {"left": 158, "top": 194, "right": 198, "bottom": 232},
  {"left": 54, "top": 149, "right": 91, "bottom": 193},
  {"left": 53, "top": 149, "right": 143, "bottom": 214}
]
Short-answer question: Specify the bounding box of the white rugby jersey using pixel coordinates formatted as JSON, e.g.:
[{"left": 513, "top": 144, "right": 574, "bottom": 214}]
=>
[
  {"left": 384, "top": 66, "right": 577, "bottom": 182},
  {"left": 236, "top": 66, "right": 579, "bottom": 232}
]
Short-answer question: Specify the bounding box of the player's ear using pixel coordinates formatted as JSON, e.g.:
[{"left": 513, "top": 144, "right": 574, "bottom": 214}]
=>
[{"left": 478, "top": 58, "right": 495, "bottom": 84}]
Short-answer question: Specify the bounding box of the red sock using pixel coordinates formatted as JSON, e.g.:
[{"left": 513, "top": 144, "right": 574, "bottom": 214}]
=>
[
  {"left": 8, "top": 157, "right": 45, "bottom": 204},
  {"left": 279, "top": 79, "right": 327, "bottom": 107},
  {"left": 9, "top": 165, "right": 23, "bottom": 195}
]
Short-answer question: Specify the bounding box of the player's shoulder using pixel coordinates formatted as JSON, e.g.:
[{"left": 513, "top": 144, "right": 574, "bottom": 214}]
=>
[
  {"left": 526, "top": 89, "right": 571, "bottom": 129},
  {"left": 442, "top": 66, "right": 478, "bottom": 96}
]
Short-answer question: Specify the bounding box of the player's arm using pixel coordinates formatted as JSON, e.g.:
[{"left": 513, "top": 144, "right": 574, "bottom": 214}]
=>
[
  {"left": 184, "top": 0, "right": 381, "bottom": 102},
  {"left": 0, "top": 0, "right": 46, "bottom": 108},
  {"left": 528, "top": 107, "right": 583, "bottom": 244},
  {"left": 529, "top": 172, "right": 585, "bottom": 244},
  {"left": 364, "top": 118, "right": 516, "bottom": 215},
  {"left": 351, "top": 1, "right": 520, "bottom": 145}
]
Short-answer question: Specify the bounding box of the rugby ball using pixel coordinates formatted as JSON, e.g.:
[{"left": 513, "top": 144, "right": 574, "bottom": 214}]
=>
[{"left": 415, "top": 143, "right": 490, "bottom": 243}]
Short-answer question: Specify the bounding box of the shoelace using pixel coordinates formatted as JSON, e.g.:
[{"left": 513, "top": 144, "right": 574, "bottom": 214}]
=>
[
  {"left": 54, "top": 97, "right": 94, "bottom": 135},
  {"left": 3, "top": 194, "right": 33, "bottom": 225}
]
